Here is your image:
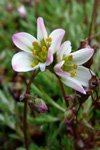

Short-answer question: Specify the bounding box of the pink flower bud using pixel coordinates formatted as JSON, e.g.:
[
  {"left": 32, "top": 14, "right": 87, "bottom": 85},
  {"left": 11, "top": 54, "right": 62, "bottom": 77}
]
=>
[
  {"left": 6, "top": 4, "right": 13, "bottom": 12},
  {"left": 29, "top": 98, "right": 48, "bottom": 113}
]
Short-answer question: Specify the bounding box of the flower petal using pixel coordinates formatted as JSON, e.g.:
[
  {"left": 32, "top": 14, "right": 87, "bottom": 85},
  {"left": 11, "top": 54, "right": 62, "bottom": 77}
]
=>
[
  {"left": 73, "top": 66, "right": 91, "bottom": 87},
  {"left": 12, "top": 32, "right": 37, "bottom": 53},
  {"left": 54, "top": 61, "right": 70, "bottom": 77},
  {"left": 39, "top": 63, "right": 46, "bottom": 72},
  {"left": 50, "top": 30, "right": 65, "bottom": 54},
  {"left": 12, "top": 52, "right": 39, "bottom": 72},
  {"left": 45, "top": 48, "right": 53, "bottom": 66},
  {"left": 37, "top": 17, "right": 48, "bottom": 44},
  {"left": 49, "top": 29, "right": 65, "bottom": 41},
  {"left": 39, "top": 48, "right": 53, "bottom": 72},
  {"left": 57, "top": 41, "right": 71, "bottom": 61},
  {"left": 69, "top": 48, "right": 94, "bottom": 65},
  {"left": 62, "top": 76, "right": 86, "bottom": 94}
]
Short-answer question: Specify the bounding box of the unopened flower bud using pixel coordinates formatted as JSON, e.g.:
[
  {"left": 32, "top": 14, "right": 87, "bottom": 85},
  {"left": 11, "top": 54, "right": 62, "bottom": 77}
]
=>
[
  {"left": 29, "top": 98, "right": 48, "bottom": 113},
  {"left": 64, "top": 106, "right": 76, "bottom": 125}
]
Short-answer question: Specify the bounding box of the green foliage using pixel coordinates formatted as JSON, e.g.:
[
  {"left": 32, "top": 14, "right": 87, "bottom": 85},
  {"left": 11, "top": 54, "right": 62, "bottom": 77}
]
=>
[
  {"left": 62, "top": 135, "right": 71, "bottom": 150},
  {"left": 0, "top": 0, "right": 100, "bottom": 149}
]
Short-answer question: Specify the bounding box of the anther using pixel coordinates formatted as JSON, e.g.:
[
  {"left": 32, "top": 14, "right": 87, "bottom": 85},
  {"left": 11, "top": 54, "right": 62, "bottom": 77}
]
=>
[
  {"left": 68, "top": 55, "right": 73, "bottom": 61},
  {"left": 73, "top": 64, "right": 77, "bottom": 69},
  {"left": 33, "top": 50, "right": 36, "bottom": 55},
  {"left": 42, "top": 46, "right": 46, "bottom": 52},
  {"left": 46, "top": 37, "right": 52, "bottom": 42},
  {"left": 35, "top": 56, "right": 40, "bottom": 60},
  {"left": 71, "top": 71, "right": 76, "bottom": 77},
  {"left": 35, "top": 56, "right": 43, "bottom": 62},
  {"left": 31, "top": 63, "right": 36, "bottom": 67},
  {"left": 32, "top": 41, "right": 38, "bottom": 46}
]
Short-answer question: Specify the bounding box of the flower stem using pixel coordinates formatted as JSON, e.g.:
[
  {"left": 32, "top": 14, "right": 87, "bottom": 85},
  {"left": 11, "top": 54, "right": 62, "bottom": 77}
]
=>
[
  {"left": 23, "top": 70, "right": 37, "bottom": 150},
  {"left": 88, "top": 0, "right": 98, "bottom": 45},
  {"left": 59, "top": 79, "right": 69, "bottom": 107}
]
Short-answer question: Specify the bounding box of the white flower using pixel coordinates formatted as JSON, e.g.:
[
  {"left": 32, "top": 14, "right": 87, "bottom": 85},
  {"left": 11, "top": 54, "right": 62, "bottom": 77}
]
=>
[
  {"left": 54, "top": 41, "right": 94, "bottom": 94},
  {"left": 12, "top": 17, "right": 65, "bottom": 72}
]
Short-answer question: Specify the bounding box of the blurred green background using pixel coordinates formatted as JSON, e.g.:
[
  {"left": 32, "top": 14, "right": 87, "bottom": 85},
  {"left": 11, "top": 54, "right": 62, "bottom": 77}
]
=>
[{"left": 0, "top": 0, "right": 100, "bottom": 149}]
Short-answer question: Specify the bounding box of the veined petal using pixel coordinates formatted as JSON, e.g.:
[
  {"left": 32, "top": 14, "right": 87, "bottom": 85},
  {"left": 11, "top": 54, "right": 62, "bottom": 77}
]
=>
[
  {"left": 45, "top": 48, "right": 53, "bottom": 66},
  {"left": 69, "top": 48, "right": 94, "bottom": 65},
  {"left": 37, "top": 17, "right": 48, "bottom": 44},
  {"left": 50, "top": 31, "right": 65, "bottom": 54},
  {"left": 54, "top": 61, "right": 70, "bottom": 77},
  {"left": 12, "top": 32, "right": 37, "bottom": 53},
  {"left": 62, "top": 76, "right": 86, "bottom": 94},
  {"left": 49, "top": 29, "right": 65, "bottom": 42},
  {"left": 72, "top": 66, "right": 91, "bottom": 87},
  {"left": 57, "top": 41, "right": 71, "bottom": 61},
  {"left": 12, "top": 52, "right": 39, "bottom": 72}
]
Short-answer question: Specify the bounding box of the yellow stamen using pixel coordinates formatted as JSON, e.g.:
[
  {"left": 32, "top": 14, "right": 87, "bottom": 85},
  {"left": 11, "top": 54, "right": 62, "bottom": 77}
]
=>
[
  {"left": 46, "top": 37, "right": 52, "bottom": 42},
  {"left": 62, "top": 58, "right": 64, "bottom": 61},
  {"left": 35, "top": 56, "right": 43, "bottom": 62},
  {"left": 31, "top": 63, "right": 36, "bottom": 67},
  {"left": 68, "top": 55, "right": 73, "bottom": 61},
  {"left": 35, "top": 56, "right": 40, "bottom": 60},
  {"left": 73, "top": 64, "right": 77, "bottom": 69},
  {"left": 71, "top": 71, "right": 76, "bottom": 77},
  {"left": 42, "top": 46, "right": 46, "bottom": 52},
  {"left": 33, "top": 49, "right": 36, "bottom": 55},
  {"left": 32, "top": 41, "right": 38, "bottom": 46}
]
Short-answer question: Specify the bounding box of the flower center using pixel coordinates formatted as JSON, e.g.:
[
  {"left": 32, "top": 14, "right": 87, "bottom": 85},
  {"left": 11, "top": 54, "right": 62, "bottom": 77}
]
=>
[
  {"left": 61, "top": 55, "right": 77, "bottom": 77},
  {"left": 31, "top": 38, "right": 52, "bottom": 67}
]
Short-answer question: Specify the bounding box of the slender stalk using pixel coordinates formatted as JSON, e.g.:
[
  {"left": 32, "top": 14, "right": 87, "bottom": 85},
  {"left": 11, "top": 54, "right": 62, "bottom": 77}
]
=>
[
  {"left": 59, "top": 79, "right": 69, "bottom": 107},
  {"left": 23, "top": 70, "right": 36, "bottom": 150},
  {"left": 23, "top": 96, "right": 28, "bottom": 150},
  {"left": 88, "top": 0, "right": 97, "bottom": 45}
]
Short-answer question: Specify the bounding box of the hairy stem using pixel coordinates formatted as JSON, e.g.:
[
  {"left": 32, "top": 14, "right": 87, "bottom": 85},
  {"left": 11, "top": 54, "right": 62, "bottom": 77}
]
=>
[{"left": 23, "top": 70, "right": 37, "bottom": 150}]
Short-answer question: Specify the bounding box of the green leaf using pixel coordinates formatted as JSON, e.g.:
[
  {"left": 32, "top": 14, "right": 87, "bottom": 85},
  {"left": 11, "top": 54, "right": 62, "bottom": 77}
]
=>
[{"left": 62, "top": 135, "right": 70, "bottom": 150}]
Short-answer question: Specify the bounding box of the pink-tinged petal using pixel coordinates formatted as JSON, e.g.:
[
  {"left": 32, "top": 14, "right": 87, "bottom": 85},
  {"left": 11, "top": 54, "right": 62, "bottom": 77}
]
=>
[
  {"left": 12, "top": 52, "right": 39, "bottom": 72},
  {"left": 39, "top": 63, "right": 46, "bottom": 72},
  {"left": 37, "top": 17, "right": 48, "bottom": 44},
  {"left": 49, "top": 29, "right": 65, "bottom": 42},
  {"left": 54, "top": 61, "right": 70, "bottom": 77},
  {"left": 50, "top": 31, "right": 65, "bottom": 54},
  {"left": 57, "top": 41, "right": 71, "bottom": 61},
  {"left": 39, "top": 48, "right": 53, "bottom": 72},
  {"left": 69, "top": 48, "right": 94, "bottom": 65},
  {"left": 72, "top": 66, "right": 92, "bottom": 87},
  {"left": 12, "top": 32, "right": 37, "bottom": 53},
  {"left": 62, "top": 76, "right": 86, "bottom": 94},
  {"left": 45, "top": 48, "right": 53, "bottom": 66}
]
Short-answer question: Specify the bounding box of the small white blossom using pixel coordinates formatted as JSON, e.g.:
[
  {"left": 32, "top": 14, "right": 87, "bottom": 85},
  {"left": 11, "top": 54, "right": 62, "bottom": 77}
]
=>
[
  {"left": 54, "top": 41, "right": 94, "bottom": 94},
  {"left": 12, "top": 17, "right": 65, "bottom": 72}
]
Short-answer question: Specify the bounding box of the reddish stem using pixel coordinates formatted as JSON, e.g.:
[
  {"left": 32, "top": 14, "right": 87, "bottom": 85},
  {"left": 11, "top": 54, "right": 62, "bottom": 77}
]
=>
[
  {"left": 23, "top": 70, "right": 36, "bottom": 150},
  {"left": 88, "top": 0, "right": 97, "bottom": 45},
  {"left": 59, "top": 79, "right": 69, "bottom": 107}
]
